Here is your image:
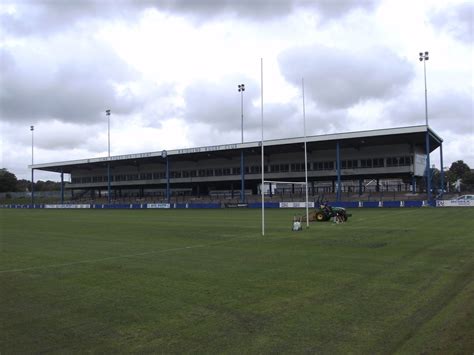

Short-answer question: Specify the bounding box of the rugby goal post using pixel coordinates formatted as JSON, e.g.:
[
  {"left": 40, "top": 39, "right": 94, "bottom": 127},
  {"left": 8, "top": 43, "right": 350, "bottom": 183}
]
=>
[
  {"left": 261, "top": 180, "right": 310, "bottom": 235},
  {"left": 259, "top": 62, "right": 310, "bottom": 236}
]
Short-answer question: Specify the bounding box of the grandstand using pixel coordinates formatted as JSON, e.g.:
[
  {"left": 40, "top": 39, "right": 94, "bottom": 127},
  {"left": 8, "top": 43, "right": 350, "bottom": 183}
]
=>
[{"left": 30, "top": 125, "right": 443, "bottom": 204}]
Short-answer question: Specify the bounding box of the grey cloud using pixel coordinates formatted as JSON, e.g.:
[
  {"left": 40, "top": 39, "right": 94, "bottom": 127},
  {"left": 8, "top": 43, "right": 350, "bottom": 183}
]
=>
[
  {"left": 156, "top": 0, "right": 294, "bottom": 20},
  {"left": 429, "top": 1, "right": 473, "bottom": 43},
  {"left": 383, "top": 90, "right": 473, "bottom": 135},
  {"left": 183, "top": 77, "right": 261, "bottom": 132},
  {"left": 39, "top": 125, "right": 105, "bottom": 152},
  {"left": 1, "top": 0, "right": 380, "bottom": 37},
  {"left": 311, "top": 0, "right": 378, "bottom": 21},
  {"left": 182, "top": 74, "right": 365, "bottom": 144},
  {"left": 182, "top": 77, "right": 304, "bottom": 141},
  {"left": 1, "top": 117, "right": 109, "bottom": 155},
  {"left": 157, "top": 0, "right": 379, "bottom": 21},
  {"left": 0, "top": 41, "right": 143, "bottom": 124},
  {"left": 1, "top": 1, "right": 98, "bottom": 36},
  {"left": 257, "top": 102, "right": 302, "bottom": 139},
  {"left": 279, "top": 45, "right": 414, "bottom": 109}
]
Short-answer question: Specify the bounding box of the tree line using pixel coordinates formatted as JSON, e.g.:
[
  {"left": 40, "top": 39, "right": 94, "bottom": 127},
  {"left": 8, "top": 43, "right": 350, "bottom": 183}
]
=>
[
  {"left": 432, "top": 160, "right": 474, "bottom": 192},
  {"left": 0, "top": 169, "right": 63, "bottom": 193}
]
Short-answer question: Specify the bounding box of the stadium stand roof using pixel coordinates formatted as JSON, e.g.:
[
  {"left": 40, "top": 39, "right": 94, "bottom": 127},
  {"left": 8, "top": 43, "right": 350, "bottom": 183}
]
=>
[{"left": 30, "top": 125, "right": 442, "bottom": 173}]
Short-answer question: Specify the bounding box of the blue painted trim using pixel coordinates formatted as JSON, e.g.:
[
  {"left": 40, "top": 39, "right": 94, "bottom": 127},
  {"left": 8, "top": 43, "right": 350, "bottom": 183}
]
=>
[
  {"left": 362, "top": 201, "right": 379, "bottom": 208},
  {"left": 440, "top": 143, "right": 444, "bottom": 197},
  {"left": 332, "top": 201, "right": 359, "bottom": 208},
  {"left": 60, "top": 171, "right": 64, "bottom": 204},
  {"left": 1, "top": 200, "right": 448, "bottom": 209},
  {"left": 405, "top": 200, "right": 423, "bottom": 208},
  {"left": 382, "top": 201, "right": 401, "bottom": 208},
  {"left": 425, "top": 130, "right": 431, "bottom": 202},
  {"left": 240, "top": 150, "right": 245, "bottom": 203},
  {"left": 107, "top": 163, "right": 111, "bottom": 204},
  {"left": 166, "top": 156, "right": 170, "bottom": 203},
  {"left": 248, "top": 202, "right": 280, "bottom": 208}
]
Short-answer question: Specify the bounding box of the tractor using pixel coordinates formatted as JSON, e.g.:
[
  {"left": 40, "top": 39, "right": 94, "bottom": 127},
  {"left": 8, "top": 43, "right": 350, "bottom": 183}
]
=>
[{"left": 301, "top": 203, "right": 351, "bottom": 222}]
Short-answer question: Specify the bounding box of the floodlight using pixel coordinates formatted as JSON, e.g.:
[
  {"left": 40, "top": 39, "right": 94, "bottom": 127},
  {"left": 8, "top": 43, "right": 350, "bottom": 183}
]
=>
[{"left": 418, "top": 50, "right": 432, "bottom": 203}]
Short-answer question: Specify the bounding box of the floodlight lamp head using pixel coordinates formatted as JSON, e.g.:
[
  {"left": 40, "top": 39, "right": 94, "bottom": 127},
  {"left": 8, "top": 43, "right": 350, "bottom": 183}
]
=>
[
  {"left": 106, "top": 109, "right": 111, "bottom": 116},
  {"left": 30, "top": 125, "right": 34, "bottom": 131},
  {"left": 419, "top": 51, "right": 429, "bottom": 61}
]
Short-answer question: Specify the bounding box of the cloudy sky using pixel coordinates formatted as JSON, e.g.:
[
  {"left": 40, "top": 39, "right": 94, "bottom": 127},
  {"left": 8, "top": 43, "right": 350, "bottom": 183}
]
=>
[{"left": 1, "top": 0, "right": 473, "bottom": 181}]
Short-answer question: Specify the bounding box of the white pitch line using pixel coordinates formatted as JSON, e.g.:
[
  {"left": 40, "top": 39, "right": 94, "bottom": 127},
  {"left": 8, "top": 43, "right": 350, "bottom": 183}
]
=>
[{"left": 0, "top": 236, "right": 248, "bottom": 274}]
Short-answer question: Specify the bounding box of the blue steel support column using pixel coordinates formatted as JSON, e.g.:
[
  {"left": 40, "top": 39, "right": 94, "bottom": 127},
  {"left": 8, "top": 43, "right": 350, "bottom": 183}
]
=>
[
  {"left": 106, "top": 109, "right": 111, "bottom": 205},
  {"left": 440, "top": 143, "right": 444, "bottom": 197},
  {"left": 30, "top": 125, "right": 34, "bottom": 207},
  {"left": 166, "top": 156, "right": 170, "bottom": 204},
  {"left": 60, "top": 171, "right": 64, "bottom": 204},
  {"left": 107, "top": 163, "right": 111, "bottom": 204},
  {"left": 31, "top": 168, "right": 35, "bottom": 206},
  {"left": 336, "top": 141, "right": 341, "bottom": 202},
  {"left": 240, "top": 150, "right": 245, "bottom": 202},
  {"left": 425, "top": 130, "right": 431, "bottom": 203}
]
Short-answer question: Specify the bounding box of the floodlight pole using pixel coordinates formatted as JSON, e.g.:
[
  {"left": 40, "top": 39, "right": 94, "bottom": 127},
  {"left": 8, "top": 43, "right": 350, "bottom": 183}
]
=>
[
  {"left": 30, "top": 125, "right": 34, "bottom": 206},
  {"left": 238, "top": 84, "right": 245, "bottom": 203},
  {"left": 106, "top": 109, "right": 111, "bottom": 205},
  {"left": 419, "top": 51, "right": 431, "bottom": 203}
]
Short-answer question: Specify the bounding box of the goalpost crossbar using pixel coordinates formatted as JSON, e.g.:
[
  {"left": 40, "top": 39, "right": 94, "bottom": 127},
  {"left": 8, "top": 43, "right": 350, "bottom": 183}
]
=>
[
  {"left": 262, "top": 180, "right": 310, "bottom": 231},
  {"left": 263, "top": 180, "right": 307, "bottom": 185}
]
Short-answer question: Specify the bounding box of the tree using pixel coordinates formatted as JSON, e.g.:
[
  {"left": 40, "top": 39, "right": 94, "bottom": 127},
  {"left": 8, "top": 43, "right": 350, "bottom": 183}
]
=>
[
  {"left": 16, "top": 179, "right": 31, "bottom": 192},
  {"left": 0, "top": 169, "right": 19, "bottom": 192},
  {"left": 449, "top": 160, "right": 470, "bottom": 180},
  {"left": 35, "top": 180, "right": 61, "bottom": 191},
  {"left": 430, "top": 167, "right": 441, "bottom": 191},
  {"left": 461, "top": 170, "right": 474, "bottom": 192}
]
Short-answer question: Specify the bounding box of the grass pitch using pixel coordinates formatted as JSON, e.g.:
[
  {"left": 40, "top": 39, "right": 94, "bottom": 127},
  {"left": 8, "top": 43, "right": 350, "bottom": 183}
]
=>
[{"left": 1, "top": 208, "right": 473, "bottom": 353}]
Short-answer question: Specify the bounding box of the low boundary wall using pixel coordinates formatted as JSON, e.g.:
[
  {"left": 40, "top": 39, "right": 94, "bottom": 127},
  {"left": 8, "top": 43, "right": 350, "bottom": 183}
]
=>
[{"left": 2, "top": 199, "right": 472, "bottom": 209}]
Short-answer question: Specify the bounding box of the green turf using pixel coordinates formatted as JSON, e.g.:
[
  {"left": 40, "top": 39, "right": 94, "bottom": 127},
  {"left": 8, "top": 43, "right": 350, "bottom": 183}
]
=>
[{"left": 1, "top": 208, "right": 473, "bottom": 353}]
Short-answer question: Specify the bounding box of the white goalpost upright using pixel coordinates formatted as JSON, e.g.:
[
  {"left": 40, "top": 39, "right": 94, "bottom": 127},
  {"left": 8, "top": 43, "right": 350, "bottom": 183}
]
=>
[
  {"left": 302, "top": 78, "right": 309, "bottom": 228},
  {"left": 260, "top": 66, "right": 311, "bottom": 236},
  {"left": 261, "top": 58, "right": 265, "bottom": 236}
]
